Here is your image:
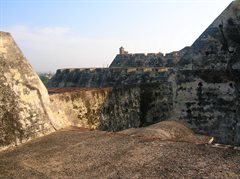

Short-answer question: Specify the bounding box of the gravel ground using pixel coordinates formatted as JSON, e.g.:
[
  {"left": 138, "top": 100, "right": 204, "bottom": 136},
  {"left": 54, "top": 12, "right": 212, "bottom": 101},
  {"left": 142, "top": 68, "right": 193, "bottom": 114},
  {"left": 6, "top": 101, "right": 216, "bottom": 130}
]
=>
[{"left": 0, "top": 129, "right": 240, "bottom": 179}]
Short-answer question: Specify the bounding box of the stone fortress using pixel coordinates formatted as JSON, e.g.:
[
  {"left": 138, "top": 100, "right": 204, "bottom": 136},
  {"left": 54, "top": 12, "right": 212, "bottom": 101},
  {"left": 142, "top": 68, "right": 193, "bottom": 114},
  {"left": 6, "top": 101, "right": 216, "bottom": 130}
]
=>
[
  {"left": 48, "top": 46, "right": 189, "bottom": 88},
  {"left": 111, "top": 46, "right": 190, "bottom": 68},
  {"left": 1, "top": 0, "right": 240, "bottom": 151},
  {"left": 48, "top": 0, "right": 240, "bottom": 146}
]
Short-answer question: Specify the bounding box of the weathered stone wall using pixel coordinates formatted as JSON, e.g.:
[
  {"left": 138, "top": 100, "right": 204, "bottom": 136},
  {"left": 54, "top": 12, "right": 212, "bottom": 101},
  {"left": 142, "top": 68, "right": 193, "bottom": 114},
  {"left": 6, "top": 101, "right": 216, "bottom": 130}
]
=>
[
  {"left": 110, "top": 53, "right": 165, "bottom": 68},
  {"left": 110, "top": 47, "right": 190, "bottom": 68},
  {"left": 49, "top": 83, "right": 173, "bottom": 131},
  {"left": 98, "top": 86, "right": 141, "bottom": 131},
  {"left": 171, "top": 70, "right": 240, "bottom": 145},
  {"left": 48, "top": 69, "right": 240, "bottom": 145},
  {"left": 48, "top": 67, "right": 170, "bottom": 88},
  {"left": 0, "top": 32, "right": 68, "bottom": 150},
  {"left": 99, "top": 83, "right": 173, "bottom": 131},
  {"left": 50, "top": 88, "right": 111, "bottom": 129},
  {"left": 172, "top": 1, "right": 240, "bottom": 145},
  {"left": 178, "top": 0, "right": 240, "bottom": 70}
]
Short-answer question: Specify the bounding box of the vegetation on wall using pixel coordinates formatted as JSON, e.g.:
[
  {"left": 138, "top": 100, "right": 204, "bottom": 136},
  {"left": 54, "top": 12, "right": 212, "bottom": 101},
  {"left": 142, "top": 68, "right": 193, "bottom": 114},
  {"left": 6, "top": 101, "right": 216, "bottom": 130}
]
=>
[{"left": 38, "top": 73, "right": 53, "bottom": 86}]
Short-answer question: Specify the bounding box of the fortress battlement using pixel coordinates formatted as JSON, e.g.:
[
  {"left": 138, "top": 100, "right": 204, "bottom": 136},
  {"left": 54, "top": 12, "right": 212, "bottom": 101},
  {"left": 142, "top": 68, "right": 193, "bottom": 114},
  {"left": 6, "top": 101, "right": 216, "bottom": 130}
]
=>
[
  {"left": 119, "top": 52, "right": 164, "bottom": 57},
  {"left": 50, "top": 67, "right": 172, "bottom": 88},
  {"left": 110, "top": 46, "right": 190, "bottom": 68},
  {"left": 56, "top": 67, "right": 170, "bottom": 75}
]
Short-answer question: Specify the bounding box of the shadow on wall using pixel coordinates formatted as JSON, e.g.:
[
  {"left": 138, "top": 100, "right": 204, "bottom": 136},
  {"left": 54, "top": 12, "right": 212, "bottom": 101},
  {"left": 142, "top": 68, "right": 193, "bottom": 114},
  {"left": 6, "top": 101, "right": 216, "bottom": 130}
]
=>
[
  {"left": 0, "top": 84, "right": 24, "bottom": 147},
  {"left": 49, "top": 69, "right": 240, "bottom": 146},
  {"left": 99, "top": 83, "right": 173, "bottom": 131}
]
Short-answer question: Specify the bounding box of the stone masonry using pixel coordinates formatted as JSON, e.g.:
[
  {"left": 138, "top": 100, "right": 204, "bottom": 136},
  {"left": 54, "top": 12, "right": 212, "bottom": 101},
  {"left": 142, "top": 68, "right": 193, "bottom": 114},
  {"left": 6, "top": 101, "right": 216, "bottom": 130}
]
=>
[{"left": 48, "top": 1, "right": 240, "bottom": 145}]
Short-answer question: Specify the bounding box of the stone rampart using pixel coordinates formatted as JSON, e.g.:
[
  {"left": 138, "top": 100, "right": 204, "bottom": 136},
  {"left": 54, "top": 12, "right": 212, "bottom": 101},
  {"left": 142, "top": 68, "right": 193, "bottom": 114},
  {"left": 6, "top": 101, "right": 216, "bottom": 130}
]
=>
[
  {"left": 48, "top": 67, "right": 171, "bottom": 88},
  {"left": 110, "top": 47, "right": 190, "bottom": 68},
  {"left": 49, "top": 83, "right": 173, "bottom": 131}
]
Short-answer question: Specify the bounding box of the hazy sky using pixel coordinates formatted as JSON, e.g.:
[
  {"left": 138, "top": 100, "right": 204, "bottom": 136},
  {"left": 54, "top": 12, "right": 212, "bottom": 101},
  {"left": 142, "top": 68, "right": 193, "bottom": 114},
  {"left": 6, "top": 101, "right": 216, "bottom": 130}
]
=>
[{"left": 0, "top": 0, "right": 234, "bottom": 72}]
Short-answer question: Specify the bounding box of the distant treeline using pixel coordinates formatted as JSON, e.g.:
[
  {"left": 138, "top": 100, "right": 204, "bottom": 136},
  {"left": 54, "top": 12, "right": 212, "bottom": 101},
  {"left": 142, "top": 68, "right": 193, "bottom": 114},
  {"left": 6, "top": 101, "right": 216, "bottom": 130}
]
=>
[{"left": 38, "top": 72, "right": 54, "bottom": 86}]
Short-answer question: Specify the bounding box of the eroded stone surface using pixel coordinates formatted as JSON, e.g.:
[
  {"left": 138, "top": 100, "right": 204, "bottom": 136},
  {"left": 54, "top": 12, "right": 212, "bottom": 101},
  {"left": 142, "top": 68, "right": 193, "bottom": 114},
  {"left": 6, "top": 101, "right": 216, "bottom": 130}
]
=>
[
  {"left": 49, "top": 83, "right": 173, "bottom": 131},
  {"left": 110, "top": 47, "right": 190, "bottom": 68},
  {"left": 0, "top": 32, "right": 68, "bottom": 149},
  {"left": 50, "top": 88, "right": 111, "bottom": 129},
  {"left": 178, "top": 0, "right": 240, "bottom": 70},
  {"left": 171, "top": 70, "right": 240, "bottom": 145},
  {"left": 48, "top": 67, "right": 170, "bottom": 88},
  {"left": 174, "top": 1, "right": 240, "bottom": 145}
]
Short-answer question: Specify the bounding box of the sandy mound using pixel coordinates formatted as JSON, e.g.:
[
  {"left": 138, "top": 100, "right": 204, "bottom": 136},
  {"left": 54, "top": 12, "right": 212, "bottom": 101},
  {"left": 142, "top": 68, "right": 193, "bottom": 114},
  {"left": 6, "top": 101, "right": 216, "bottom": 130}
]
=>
[{"left": 119, "top": 120, "right": 213, "bottom": 144}]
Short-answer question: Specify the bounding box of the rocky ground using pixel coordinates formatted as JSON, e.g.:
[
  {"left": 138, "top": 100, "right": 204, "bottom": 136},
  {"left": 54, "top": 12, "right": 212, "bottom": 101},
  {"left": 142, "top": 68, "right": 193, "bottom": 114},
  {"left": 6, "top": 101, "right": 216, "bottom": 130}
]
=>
[{"left": 0, "top": 126, "right": 240, "bottom": 178}]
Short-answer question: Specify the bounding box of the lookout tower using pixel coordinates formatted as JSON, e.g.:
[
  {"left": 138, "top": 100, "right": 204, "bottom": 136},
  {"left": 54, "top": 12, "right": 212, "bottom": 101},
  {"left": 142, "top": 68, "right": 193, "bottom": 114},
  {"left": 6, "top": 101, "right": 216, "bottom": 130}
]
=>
[{"left": 119, "top": 46, "right": 128, "bottom": 55}]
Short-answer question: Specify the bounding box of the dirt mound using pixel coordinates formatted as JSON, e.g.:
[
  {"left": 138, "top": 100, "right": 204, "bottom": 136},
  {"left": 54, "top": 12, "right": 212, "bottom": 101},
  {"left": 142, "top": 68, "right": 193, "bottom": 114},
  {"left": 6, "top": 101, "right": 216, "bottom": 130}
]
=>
[{"left": 120, "top": 120, "right": 213, "bottom": 144}]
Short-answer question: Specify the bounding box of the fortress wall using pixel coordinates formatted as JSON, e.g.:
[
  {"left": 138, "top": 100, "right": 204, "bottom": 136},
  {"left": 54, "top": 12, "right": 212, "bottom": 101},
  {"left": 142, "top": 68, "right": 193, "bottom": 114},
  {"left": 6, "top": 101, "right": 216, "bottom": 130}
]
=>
[
  {"left": 99, "top": 83, "right": 173, "bottom": 131},
  {"left": 50, "top": 88, "right": 111, "bottom": 129},
  {"left": 56, "top": 67, "right": 170, "bottom": 73},
  {"left": 48, "top": 67, "right": 171, "bottom": 88},
  {"left": 47, "top": 1, "right": 240, "bottom": 145},
  {"left": 49, "top": 69, "right": 240, "bottom": 145},
  {"left": 171, "top": 70, "right": 240, "bottom": 145},
  {"left": 49, "top": 83, "right": 173, "bottom": 131},
  {"left": 172, "top": 1, "right": 240, "bottom": 145},
  {"left": 109, "top": 47, "right": 189, "bottom": 68}
]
